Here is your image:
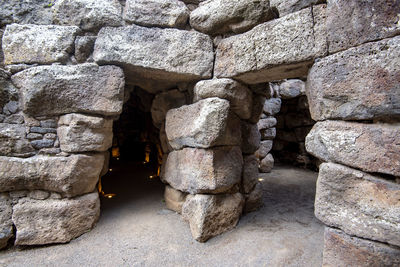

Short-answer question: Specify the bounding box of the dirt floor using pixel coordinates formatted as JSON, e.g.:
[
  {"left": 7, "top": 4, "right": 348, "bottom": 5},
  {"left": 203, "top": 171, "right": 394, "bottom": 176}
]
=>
[{"left": 0, "top": 163, "right": 324, "bottom": 267}]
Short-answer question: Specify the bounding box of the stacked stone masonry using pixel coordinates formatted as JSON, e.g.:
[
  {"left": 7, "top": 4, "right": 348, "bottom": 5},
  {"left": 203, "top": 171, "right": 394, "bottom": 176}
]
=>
[{"left": 0, "top": 1, "right": 399, "bottom": 264}]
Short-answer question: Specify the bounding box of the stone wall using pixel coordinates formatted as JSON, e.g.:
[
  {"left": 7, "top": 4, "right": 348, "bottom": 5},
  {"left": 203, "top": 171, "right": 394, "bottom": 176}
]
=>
[{"left": 0, "top": 0, "right": 399, "bottom": 263}]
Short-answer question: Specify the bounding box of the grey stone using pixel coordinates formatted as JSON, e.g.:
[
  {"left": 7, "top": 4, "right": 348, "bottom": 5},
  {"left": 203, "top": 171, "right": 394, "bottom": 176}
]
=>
[
  {"left": 164, "top": 185, "right": 188, "bottom": 214},
  {"left": 260, "top": 127, "right": 276, "bottom": 140},
  {"left": 75, "top": 36, "right": 97, "bottom": 63},
  {"left": 270, "top": 0, "right": 324, "bottom": 17},
  {"left": 93, "top": 25, "right": 214, "bottom": 85},
  {"left": 12, "top": 64, "right": 125, "bottom": 117},
  {"left": 0, "top": 123, "right": 34, "bottom": 157},
  {"left": 0, "top": 115, "right": 5, "bottom": 123},
  {"left": 40, "top": 120, "right": 57, "bottom": 129},
  {"left": 31, "top": 139, "right": 55, "bottom": 149},
  {"left": 38, "top": 148, "right": 62, "bottom": 155},
  {"left": 151, "top": 89, "right": 187, "bottom": 129},
  {"left": 315, "top": 163, "right": 400, "bottom": 247},
  {"left": 257, "top": 117, "right": 277, "bottom": 131},
  {"left": 0, "top": 153, "right": 105, "bottom": 197},
  {"left": 241, "top": 121, "right": 260, "bottom": 154},
  {"left": 278, "top": 79, "right": 304, "bottom": 99},
  {"left": 165, "top": 98, "right": 241, "bottom": 150},
  {"left": 259, "top": 153, "right": 274, "bottom": 173},
  {"left": 323, "top": 227, "right": 400, "bottom": 267},
  {"left": 162, "top": 146, "right": 243, "bottom": 194},
  {"left": 193, "top": 78, "right": 253, "bottom": 120},
  {"left": 326, "top": 0, "right": 400, "bottom": 53},
  {"left": 3, "top": 101, "right": 19, "bottom": 114},
  {"left": 43, "top": 133, "right": 57, "bottom": 140},
  {"left": 12, "top": 192, "right": 100, "bottom": 245},
  {"left": 2, "top": 24, "right": 80, "bottom": 65},
  {"left": 307, "top": 36, "right": 400, "bottom": 121},
  {"left": 255, "top": 140, "right": 273, "bottom": 159},
  {"left": 0, "top": 194, "right": 13, "bottom": 250},
  {"left": 58, "top": 113, "right": 113, "bottom": 153},
  {"left": 306, "top": 121, "right": 400, "bottom": 177},
  {"left": 242, "top": 155, "right": 259, "bottom": 194},
  {"left": 244, "top": 182, "right": 263, "bottom": 213},
  {"left": 190, "top": 0, "right": 276, "bottom": 35},
  {"left": 0, "top": 0, "right": 54, "bottom": 26},
  {"left": 263, "top": 98, "right": 281, "bottom": 115},
  {"left": 0, "top": 69, "right": 18, "bottom": 110},
  {"left": 0, "top": 29, "right": 3, "bottom": 66},
  {"left": 248, "top": 94, "right": 266, "bottom": 124},
  {"left": 30, "top": 127, "right": 57, "bottom": 134},
  {"left": 124, "top": 0, "right": 189, "bottom": 28},
  {"left": 53, "top": 0, "right": 123, "bottom": 31},
  {"left": 182, "top": 193, "right": 244, "bottom": 242},
  {"left": 214, "top": 6, "right": 327, "bottom": 83},
  {"left": 3, "top": 114, "right": 24, "bottom": 124},
  {"left": 28, "top": 190, "right": 50, "bottom": 200},
  {"left": 159, "top": 123, "right": 173, "bottom": 154}
]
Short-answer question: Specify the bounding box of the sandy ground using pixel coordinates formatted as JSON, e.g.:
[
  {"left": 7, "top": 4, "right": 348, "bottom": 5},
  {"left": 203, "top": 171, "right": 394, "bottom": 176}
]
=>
[{"left": 0, "top": 163, "right": 324, "bottom": 267}]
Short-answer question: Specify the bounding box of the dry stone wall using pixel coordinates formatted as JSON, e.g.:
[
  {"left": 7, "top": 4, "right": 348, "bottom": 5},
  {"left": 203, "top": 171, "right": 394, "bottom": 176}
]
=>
[{"left": 0, "top": 1, "right": 399, "bottom": 263}]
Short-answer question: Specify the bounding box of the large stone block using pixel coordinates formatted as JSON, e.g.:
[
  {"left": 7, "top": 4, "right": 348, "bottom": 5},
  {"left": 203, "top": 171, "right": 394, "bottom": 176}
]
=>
[
  {"left": 214, "top": 6, "right": 327, "bottom": 84},
  {"left": 58, "top": 113, "right": 113, "bottom": 152},
  {"left": 0, "top": 194, "right": 13, "bottom": 250},
  {"left": 12, "top": 192, "right": 100, "bottom": 245},
  {"left": 162, "top": 146, "right": 243, "bottom": 194},
  {"left": 124, "top": 0, "right": 189, "bottom": 28},
  {"left": 270, "top": 0, "right": 323, "bottom": 17},
  {"left": 244, "top": 182, "right": 263, "bottom": 213},
  {"left": 323, "top": 227, "right": 400, "bottom": 267},
  {"left": 306, "top": 121, "right": 400, "bottom": 176},
  {"left": 0, "top": 154, "right": 105, "bottom": 197},
  {"left": 2, "top": 24, "right": 80, "bottom": 65},
  {"left": 315, "top": 163, "right": 400, "bottom": 246},
  {"left": 12, "top": 64, "right": 124, "bottom": 117},
  {"left": 255, "top": 140, "right": 273, "bottom": 159},
  {"left": 0, "top": 123, "right": 34, "bottom": 157},
  {"left": 0, "top": 0, "right": 54, "bottom": 26},
  {"left": 164, "top": 185, "right": 188, "bottom": 214},
  {"left": 259, "top": 153, "right": 274, "bottom": 173},
  {"left": 193, "top": 79, "right": 253, "bottom": 120},
  {"left": 242, "top": 155, "right": 259, "bottom": 194},
  {"left": 151, "top": 89, "right": 187, "bottom": 129},
  {"left": 182, "top": 193, "right": 244, "bottom": 242},
  {"left": 307, "top": 36, "right": 400, "bottom": 121},
  {"left": 190, "top": 0, "right": 276, "bottom": 35},
  {"left": 326, "top": 0, "right": 400, "bottom": 53},
  {"left": 165, "top": 98, "right": 241, "bottom": 150},
  {"left": 241, "top": 121, "right": 260, "bottom": 154},
  {"left": 93, "top": 25, "right": 214, "bottom": 84},
  {"left": 53, "top": 0, "right": 123, "bottom": 31}
]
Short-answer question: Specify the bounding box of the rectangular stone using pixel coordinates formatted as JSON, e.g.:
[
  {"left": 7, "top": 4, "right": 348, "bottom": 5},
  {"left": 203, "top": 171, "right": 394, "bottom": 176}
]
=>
[
  {"left": 214, "top": 5, "right": 327, "bottom": 84},
  {"left": 0, "top": 154, "right": 105, "bottom": 197},
  {"left": 2, "top": 24, "right": 80, "bottom": 65},
  {"left": 0, "top": 123, "right": 34, "bottom": 157},
  {"left": 307, "top": 36, "right": 400, "bottom": 121},
  {"left": 315, "top": 163, "right": 400, "bottom": 246},
  {"left": 306, "top": 121, "right": 400, "bottom": 176},
  {"left": 11, "top": 64, "right": 124, "bottom": 117},
  {"left": 161, "top": 146, "right": 243, "bottom": 194},
  {"left": 323, "top": 227, "right": 400, "bottom": 267},
  {"left": 326, "top": 0, "right": 400, "bottom": 53}
]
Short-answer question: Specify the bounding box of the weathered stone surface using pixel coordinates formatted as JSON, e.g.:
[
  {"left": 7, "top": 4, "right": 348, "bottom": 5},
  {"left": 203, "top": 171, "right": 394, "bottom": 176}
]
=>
[
  {"left": 0, "top": 30, "right": 4, "bottom": 66},
  {"left": 93, "top": 25, "right": 214, "bottom": 84},
  {"left": 322, "top": 227, "right": 400, "bottom": 267},
  {"left": 248, "top": 94, "right": 266, "bottom": 124},
  {"left": 278, "top": 79, "right": 304, "bottom": 99},
  {"left": 28, "top": 190, "right": 50, "bottom": 200},
  {"left": 326, "top": 0, "right": 400, "bottom": 53},
  {"left": 12, "top": 64, "right": 124, "bottom": 117},
  {"left": 244, "top": 182, "right": 263, "bottom": 213},
  {"left": 263, "top": 98, "right": 281, "bottom": 115},
  {"left": 315, "top": 162, "right": 400, "bottom": 246},
  {"left": 0, "top": 0, "right": 54, "bottom": 26},
  {"left": 162, "top": 146, "right": 243, "bottom": 194},
  {"left": 0, "top": 154, "right": 105, "bottom": 197},
  {"left": 151, "top": 89, "right": 187, "bottom": 129},
  {"left": 30, "top": 127, "right": 57, "bottom": 134},
  {"left": 31, "top": 139, "right": 54, "bottom": 149},
  {"left": 0, "top": 69, "right": 19, "bottom": 110},
  {"left": 307, "top": 36, "right": 400, "bottom": 121},
  {"left": 2, "top": 24, "right": 80, "bottom": 65},
  {"left": 259, "top": 153, "right": 274, "bottom": 173},
  {"left": 193, "top": 79, "right": 252, "bottom": 120},
  {"left": 270, "top": 0, "right": 323, "bottom": 17},
  {"left": 260, "top": 127, "right": 276, "bottom": 140},
  {"left": 165, "top": 98, "right": 241, "bottom": 150},
  {"left": 255, "top": 140, "right": 273, "bottom": 159},
  {"left": 306, "top": 121, "right": 400, "bottom": 176},
  {"left": 241, "top": 121, "right": 260, "bottom": 154},
  {"left": 75, "top": 36, "right": 97, "bottom": 63},
  {"left": 190, "top": 0, "right": 276, "bottom": 35},
  {"left": 0, "top": 123, "right": 34, "bottom": 157},
  {"left": 182, "top": 193, "right": 244, "bottom": 242},
  {"left": 58, "top": 113, "right": 113, "bottom": 153},
  {"left": 257, "top": 117, "right": 277, "bottom": 131},
  {"left": 159, "top": 123, "right": 173, "bottom": 154},
  {"left": 164, "top": 185, "right": 188, "bottom": 214},
  {"left": 53, "top": 0, "right": 123, "bottom": 31},
  {"left": 214, "top": 6, "right": 327, "bottom": 83},
  {"left": 12, "top": 192, "right": 100, "bottom": 245},
  {"left": 124, "top": 0, "right": 189, "bottom": 28},
  {"left": 0, "top": 194, "right": 13, "bottom": 249},
  {"left": 242, "top": 155, "right": 259, "bottom": 194}
]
